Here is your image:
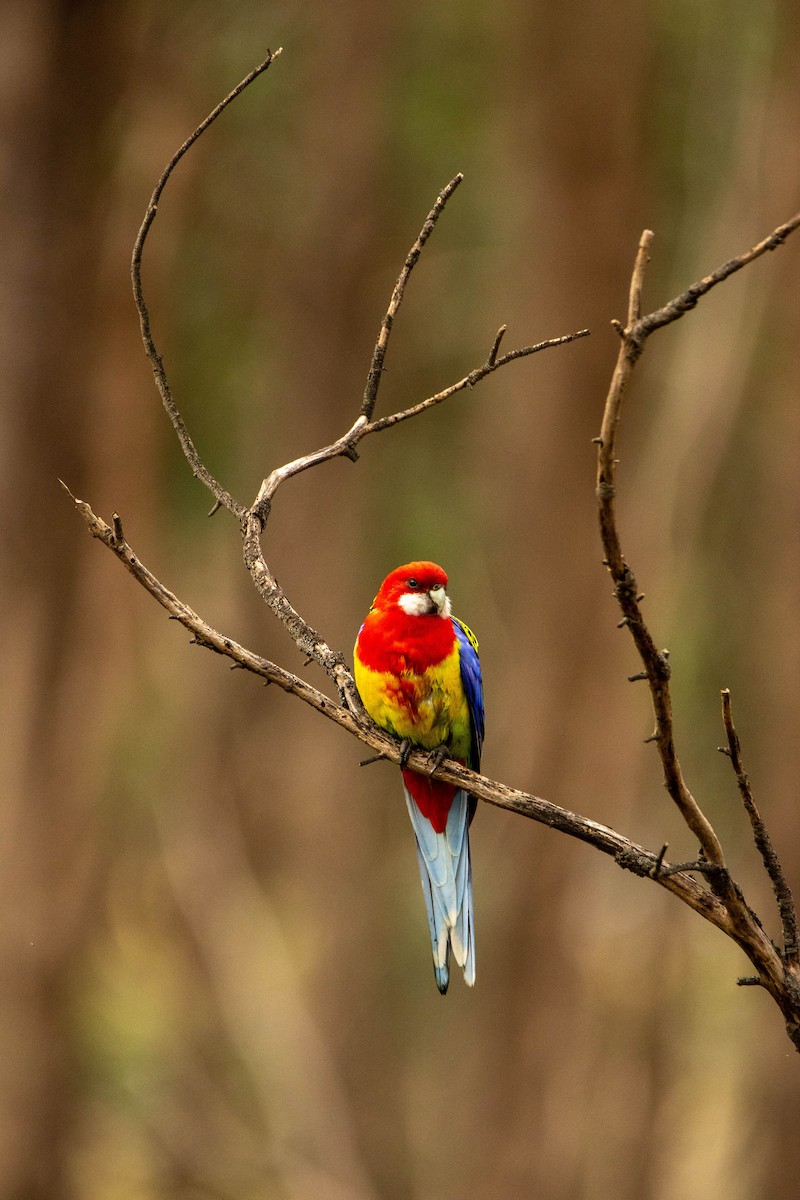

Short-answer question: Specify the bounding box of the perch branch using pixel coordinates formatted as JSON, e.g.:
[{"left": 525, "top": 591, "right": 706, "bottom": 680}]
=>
[
  {"left": 62, "top": 484, "right": 742, "bottom": 937},
  {"left": 67, "top": 482, "right": 796, "bottom": 1030}
]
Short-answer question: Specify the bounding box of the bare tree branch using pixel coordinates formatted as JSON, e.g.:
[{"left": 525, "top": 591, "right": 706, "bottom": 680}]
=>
[
  {"left": 131, "top": 49, "right": 283, "bottom": 521},
  {"left": 64, "top": 478, "right": 795, "bottom": 1030},
  {"left": 597, "top": 229, "right": 726, "bottom": 867},
  {"left": 594, "top": 221, "right": 800, "bottom": 1049},
  {"left": 361, "top": 172, "right": 464, "bottom": 421},
  {"left": 720, "top": 688, "right": 799, "bottom": 966},
  {"left": 71, "top": 54, "right": 800, "bottom": 1050},
  {"left": 246, "top": 326, "right": 590, "bottom": 529},
  {"left": 60, "top": 483, "right": 735, "bottom": 926},
  {"left": 363, "top": 328, "right": 590, "bottom": 436},
  {"left": 633, "top": 212, "right": 800, "bottom": 347}
]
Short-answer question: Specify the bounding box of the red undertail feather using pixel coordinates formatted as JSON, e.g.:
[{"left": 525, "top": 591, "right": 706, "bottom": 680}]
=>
[{"left": 402, "top": 770, "right": 457, "bottom": 834}]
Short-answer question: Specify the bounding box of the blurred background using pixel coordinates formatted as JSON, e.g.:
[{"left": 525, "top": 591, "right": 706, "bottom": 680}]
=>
[{"left": 2, "top": 1, "right": 799, "bottom": 1196}]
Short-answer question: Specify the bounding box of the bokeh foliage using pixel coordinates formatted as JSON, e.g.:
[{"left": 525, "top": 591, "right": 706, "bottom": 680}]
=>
[{"left": 2, "top": 0, "right": 799, "bottom": 1196}]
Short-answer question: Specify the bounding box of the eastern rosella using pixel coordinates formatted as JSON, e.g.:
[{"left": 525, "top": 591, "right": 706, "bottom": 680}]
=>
[{"left": 354, "top": 562, "right": 484, "bottom": 993}]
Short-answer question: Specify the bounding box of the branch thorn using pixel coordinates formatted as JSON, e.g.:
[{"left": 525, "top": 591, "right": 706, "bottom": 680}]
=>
[{"left": 651, "top": 843, "right": 669, "bottom": 879}]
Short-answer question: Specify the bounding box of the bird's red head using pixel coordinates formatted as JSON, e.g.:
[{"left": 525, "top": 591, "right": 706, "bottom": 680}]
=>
[{"left": 372, "top": 561, "right": 450, "bottom": 616}]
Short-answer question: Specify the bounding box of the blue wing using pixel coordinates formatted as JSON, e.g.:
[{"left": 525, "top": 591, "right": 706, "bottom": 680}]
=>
[{"left": 453, "top": 618, "right": 484, "bottom": 771}]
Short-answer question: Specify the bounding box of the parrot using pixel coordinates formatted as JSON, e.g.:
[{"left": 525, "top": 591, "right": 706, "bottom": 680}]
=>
[{"left": 353, "top": 561, "right": 484, "bottom": 993}]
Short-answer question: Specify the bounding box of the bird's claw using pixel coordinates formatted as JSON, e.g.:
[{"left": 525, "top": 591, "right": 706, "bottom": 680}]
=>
[
  {"left": 426, "top": 744, "right": 450, "bottom": 775},
  {"left": 398, "top": 741, "right": 449, "bottom": 775}
]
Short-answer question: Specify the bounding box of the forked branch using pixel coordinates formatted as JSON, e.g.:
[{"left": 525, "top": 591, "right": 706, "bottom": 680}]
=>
[
  {"left": 597, "top": 229, "right": 725, "bottom": 867},
  {"left": 595, "top": 221, "right": 800, "bottom": 1046},
  {"left": 71, "top": 52, "right": 800, "bottom": 1050}
]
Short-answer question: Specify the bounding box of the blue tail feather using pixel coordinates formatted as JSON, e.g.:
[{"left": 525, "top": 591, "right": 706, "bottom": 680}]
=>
[{"left": 404, "top": 784, "right": 476, "bottom": 992}]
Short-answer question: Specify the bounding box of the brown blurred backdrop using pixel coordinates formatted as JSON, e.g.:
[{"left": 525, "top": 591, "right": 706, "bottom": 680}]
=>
[{"left": 2, "top": 1, "right": 799, "bottom": 1197}]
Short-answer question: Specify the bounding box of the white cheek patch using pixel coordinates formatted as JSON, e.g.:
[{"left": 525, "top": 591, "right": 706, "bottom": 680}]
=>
[
  {"left": 398, "top": 592, "right": 433, "bottom": 616},
  {"left": 398, "top": 589, "right": 452, "bottom": 617}
]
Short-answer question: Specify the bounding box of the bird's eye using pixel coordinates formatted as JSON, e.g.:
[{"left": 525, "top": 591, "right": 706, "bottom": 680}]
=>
[{"left": 406, "top": 577, "right": 419, "bottom": 589}]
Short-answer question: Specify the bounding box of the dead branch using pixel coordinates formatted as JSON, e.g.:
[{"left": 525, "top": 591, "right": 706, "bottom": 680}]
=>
[
  {"left": 597, "top": 230, "right": 725, "bottom": 867},
  {"left": 596, "top": 224, "right": 800, "bottom": 1048},
  {"left": 720, "top": 689, "right": 799, "bottom": 966},
  {"left": 130, "top": 51, "right": 283, "bottom": 521},
  {"left": 63, "top": 482, "right": 735, "bottom": 932},
  {"left": 361, "top": 173, "right": 464, "bottom": 422},
  {"left": 71, "top": 52, "right": 800, "bottom": 1051}
]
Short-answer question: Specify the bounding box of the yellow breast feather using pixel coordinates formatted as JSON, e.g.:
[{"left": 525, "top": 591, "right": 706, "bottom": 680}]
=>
[{"left": 354, "top": 642, "right": 470, "bottom": 754}]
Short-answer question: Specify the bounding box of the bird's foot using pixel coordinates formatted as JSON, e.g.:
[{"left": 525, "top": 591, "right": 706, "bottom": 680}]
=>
[
  {"left": 426, "top": 744, "right": 450, "bottom": 776},
  {"left": 398, "top": 739, "right": 413, "bottom": 769}
]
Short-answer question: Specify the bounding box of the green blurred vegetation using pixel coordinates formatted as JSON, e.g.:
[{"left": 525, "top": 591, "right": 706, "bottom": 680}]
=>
[{"left": 2, "top": 0, "right": 799, "bottom": 1197}]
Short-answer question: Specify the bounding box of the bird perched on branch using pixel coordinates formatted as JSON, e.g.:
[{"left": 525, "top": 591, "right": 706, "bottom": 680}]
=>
[{"left": 354, "top": 561, "right": 484, "bottom": 993}]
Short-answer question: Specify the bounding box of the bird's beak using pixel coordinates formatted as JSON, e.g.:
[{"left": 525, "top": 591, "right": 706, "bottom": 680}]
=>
[{"left": 427, "top": 584, "right": 448, "bottom": 615}]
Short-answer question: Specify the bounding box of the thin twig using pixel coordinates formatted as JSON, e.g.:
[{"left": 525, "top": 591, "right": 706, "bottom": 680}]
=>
[
  {"left": 364, "top": 328, "right": 590, "bottom": 435},
  {"left": 635, "top": 211, "right": 800, "bottom": 344},
  {"left": 487, "top": 325, "right": 507, "bottom": 367},
  {"left": 61, "top": 481, "right": 351, "bottom": 710},
  {"left": 361, "top": 174, "right": 463, "bottom": 421},
  {"left": 626, "top": 228, "right": 651, "bottom": 327},
  {"left": 720, "top": 689, "right": 799, "bottom": 964},
  {"left": 131, "top": 50, "right": 282, "bottom": 520}
]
